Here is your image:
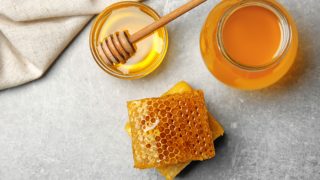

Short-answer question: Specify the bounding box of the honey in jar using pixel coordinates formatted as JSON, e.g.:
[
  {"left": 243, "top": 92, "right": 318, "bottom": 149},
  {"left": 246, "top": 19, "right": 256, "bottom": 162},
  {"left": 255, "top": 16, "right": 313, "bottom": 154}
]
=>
[
  {"left": 200, "top": 0, "right": 298, "bottom": 90},
  {"left": 90, "top": 2, "right": 168, "bottom": 79}
]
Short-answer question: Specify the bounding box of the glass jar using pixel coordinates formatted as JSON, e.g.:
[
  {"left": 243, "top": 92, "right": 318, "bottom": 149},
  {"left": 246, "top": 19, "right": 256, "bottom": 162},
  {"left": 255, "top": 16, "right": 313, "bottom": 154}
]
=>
[{"left": 200, "top": 0, "right": 298, "bottom": 90}]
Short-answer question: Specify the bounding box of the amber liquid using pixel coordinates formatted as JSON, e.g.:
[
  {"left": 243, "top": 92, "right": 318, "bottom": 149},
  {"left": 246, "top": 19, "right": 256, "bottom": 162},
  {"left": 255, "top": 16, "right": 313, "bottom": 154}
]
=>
[
  {"left": 97, "top": 5, "right": 167, "bottom": 75},
  {"left": 200, "top": 1, "right": 298, "bottom": 90},
  {"left": 222, "top": 6, "right": 282, "bottom": 67}
]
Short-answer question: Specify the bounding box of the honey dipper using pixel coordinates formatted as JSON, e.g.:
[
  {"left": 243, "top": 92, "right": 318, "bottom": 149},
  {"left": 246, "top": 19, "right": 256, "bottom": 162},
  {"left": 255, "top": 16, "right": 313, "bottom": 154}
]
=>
[{"left": 97, "top": 0, "right": 207, "bottom": 65}]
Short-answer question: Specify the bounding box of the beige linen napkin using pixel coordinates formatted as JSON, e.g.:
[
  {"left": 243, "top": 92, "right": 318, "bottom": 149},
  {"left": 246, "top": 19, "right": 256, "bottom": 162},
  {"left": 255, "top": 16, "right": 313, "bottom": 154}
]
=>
[{"left": 0, "top": 0, "right": 140, "bottom": 90}]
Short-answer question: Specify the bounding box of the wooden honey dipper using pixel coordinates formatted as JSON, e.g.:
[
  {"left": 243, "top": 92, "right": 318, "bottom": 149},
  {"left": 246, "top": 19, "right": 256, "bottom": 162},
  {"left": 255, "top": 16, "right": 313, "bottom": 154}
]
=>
[{"left": 97, "top": 0, "right": 207, "bottom": 65}]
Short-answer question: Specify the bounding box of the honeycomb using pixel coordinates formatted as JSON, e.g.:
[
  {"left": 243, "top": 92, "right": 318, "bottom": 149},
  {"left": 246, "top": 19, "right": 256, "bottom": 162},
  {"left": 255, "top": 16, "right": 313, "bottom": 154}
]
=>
[
  {"left": 125, "top": 81, "right": 224, "bottom": 179},
  {"left": 127, "top": 90, "right": 215, "bottom": 169},
  {"left": 157, "top": 162, "right": 190, "bottom": 180},
  {"left": 156, "top": 114, "right": 224, "bottom": 180}
]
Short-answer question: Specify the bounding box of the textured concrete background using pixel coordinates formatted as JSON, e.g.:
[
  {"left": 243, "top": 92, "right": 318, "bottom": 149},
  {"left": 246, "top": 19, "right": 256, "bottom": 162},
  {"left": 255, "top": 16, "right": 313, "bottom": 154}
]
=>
[{"left": 0, "top": 0, "right": 319, "bottom": 179}]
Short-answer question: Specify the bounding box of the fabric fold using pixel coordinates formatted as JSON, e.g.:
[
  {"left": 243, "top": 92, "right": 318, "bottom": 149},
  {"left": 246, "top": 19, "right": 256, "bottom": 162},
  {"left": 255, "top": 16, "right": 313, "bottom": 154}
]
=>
[
  {"left": 0, "top": 0, "right": 126, "bottom": 22},
  {"left": 0, "top": 0, "right": 140, "bottom": 90}
]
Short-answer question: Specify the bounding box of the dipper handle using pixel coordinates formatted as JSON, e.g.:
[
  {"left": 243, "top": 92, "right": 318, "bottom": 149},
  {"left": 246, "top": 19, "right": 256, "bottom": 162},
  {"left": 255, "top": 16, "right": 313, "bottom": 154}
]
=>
[{"left": 129, "top": 0, "right": 207, "bottom": 43}]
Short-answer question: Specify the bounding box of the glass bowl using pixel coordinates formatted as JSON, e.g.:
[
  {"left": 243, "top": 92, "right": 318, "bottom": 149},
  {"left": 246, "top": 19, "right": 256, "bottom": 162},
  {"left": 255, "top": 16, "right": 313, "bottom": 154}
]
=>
[{"left": 90, "top": 2, "right": 169, "bottom": 80}]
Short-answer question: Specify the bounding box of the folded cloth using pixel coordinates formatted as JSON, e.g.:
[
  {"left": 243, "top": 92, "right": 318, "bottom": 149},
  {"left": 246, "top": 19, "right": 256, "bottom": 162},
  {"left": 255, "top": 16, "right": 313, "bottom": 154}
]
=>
[{"left": 0, "top": 0, "right": 141, "bottom": 90}]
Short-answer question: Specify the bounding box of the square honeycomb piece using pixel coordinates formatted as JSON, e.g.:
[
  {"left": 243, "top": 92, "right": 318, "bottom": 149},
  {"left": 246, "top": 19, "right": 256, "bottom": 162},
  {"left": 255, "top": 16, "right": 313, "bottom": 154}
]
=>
[
  {"left": 128, "top": 90, "right": 214, "bottom": 169},
  {"left": 125, "top": 81, "right": 224, "bottom": 179}
]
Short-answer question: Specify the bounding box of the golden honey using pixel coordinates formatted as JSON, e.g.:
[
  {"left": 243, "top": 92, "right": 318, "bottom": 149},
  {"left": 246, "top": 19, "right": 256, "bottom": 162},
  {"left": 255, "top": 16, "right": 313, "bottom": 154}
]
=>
[
  {"left": 200, "top": 0, "right": 298, "bottom": 90},
  {"left": 90, "top": 2, "right": 168, "bottom": 79},
  {"left": 222, "top": 5, "right": 282, "bottom": 67}
]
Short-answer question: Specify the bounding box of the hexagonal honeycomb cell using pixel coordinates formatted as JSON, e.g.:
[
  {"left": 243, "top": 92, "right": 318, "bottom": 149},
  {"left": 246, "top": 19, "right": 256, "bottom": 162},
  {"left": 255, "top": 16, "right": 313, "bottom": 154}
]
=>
[{"left": 128, "top": 90, "right": 214, "bottom": 169}]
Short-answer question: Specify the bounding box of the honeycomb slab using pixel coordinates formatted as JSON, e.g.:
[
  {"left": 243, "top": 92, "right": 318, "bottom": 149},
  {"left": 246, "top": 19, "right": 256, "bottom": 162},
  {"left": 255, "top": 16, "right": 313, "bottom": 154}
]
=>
[
  {"left": 128, "top": 90, "right": 214, "bottom": 169},
  {"left": 125, "top": 81, "right": 224, "bottom": 179}
]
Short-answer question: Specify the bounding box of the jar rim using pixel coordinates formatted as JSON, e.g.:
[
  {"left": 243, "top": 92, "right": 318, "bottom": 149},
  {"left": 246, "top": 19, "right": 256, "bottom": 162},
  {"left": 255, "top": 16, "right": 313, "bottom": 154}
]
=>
[{"left": 217, "top": 0, "right": 292, "bottom": 71}]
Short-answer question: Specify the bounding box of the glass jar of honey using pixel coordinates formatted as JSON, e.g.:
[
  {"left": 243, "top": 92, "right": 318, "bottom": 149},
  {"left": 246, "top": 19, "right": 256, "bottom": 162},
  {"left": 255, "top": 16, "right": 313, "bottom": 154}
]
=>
[
  {"left": 90, "top": 2, "right": 168, "bottom": 79},
  {"left": 200, "top": 0, "right": 298, "bottom": 90}
]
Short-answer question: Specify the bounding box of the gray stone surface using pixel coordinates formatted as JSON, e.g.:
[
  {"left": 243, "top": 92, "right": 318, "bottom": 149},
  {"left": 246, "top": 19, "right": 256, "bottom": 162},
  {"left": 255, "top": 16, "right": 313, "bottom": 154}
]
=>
[{"left": 0, "top": 0, "right": 320, "bottom": 179}]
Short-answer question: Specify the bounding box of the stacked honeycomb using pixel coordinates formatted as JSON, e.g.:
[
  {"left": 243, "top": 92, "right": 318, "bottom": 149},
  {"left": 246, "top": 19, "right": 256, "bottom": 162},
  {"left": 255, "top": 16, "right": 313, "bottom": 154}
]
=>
[
  {"left": 128, "top": 90, "right": 214, "bottom": 169},
  {"left": 125, "top": 81, "right": 224, "bottom": 179}
]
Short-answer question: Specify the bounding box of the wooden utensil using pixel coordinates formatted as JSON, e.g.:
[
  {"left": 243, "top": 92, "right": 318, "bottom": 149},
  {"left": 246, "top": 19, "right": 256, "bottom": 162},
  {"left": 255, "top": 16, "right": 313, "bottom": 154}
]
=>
[{"left": 97, "top": 0, "right": 207, "bottom": 65}]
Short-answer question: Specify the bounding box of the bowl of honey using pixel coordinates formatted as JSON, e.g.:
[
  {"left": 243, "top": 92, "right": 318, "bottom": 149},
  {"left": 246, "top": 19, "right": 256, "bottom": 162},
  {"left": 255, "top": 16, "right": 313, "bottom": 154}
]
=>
[
  {"left": 90, "top": 2, "right": 168, "bottom": 79},
  {"left": 200, "top": 0, "right": 298, "bottom": 90}
]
